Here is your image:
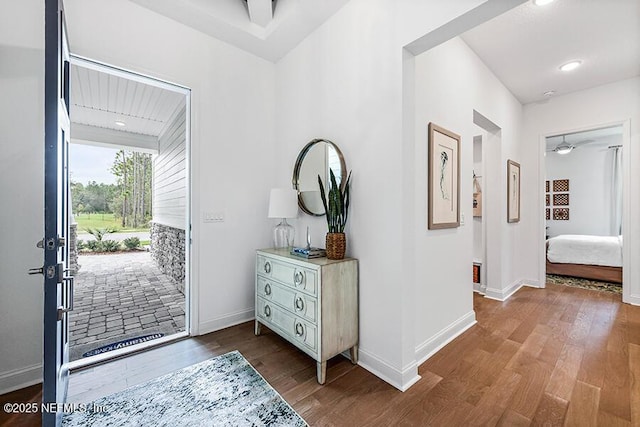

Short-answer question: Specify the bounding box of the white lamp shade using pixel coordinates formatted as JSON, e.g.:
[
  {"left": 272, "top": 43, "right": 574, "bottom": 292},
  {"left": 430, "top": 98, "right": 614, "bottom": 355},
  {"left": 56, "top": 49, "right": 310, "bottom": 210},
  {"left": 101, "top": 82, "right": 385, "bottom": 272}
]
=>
[{"left": 268, "top": 188, "right": 298, "bottom": 219}]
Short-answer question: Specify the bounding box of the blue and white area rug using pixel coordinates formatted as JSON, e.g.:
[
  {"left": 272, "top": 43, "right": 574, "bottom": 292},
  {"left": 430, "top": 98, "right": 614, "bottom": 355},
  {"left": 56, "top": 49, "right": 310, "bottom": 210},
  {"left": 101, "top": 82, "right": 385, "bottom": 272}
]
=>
[{"left": 62, "top": 350, "right": 308, "bottom": 426}]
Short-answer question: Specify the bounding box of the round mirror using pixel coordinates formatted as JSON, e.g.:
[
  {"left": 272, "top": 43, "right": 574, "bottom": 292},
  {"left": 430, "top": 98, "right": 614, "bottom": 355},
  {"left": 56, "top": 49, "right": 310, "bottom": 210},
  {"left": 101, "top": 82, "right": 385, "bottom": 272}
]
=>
[{"left": 292, "top": 139, "right": 347, "bottom": 216}]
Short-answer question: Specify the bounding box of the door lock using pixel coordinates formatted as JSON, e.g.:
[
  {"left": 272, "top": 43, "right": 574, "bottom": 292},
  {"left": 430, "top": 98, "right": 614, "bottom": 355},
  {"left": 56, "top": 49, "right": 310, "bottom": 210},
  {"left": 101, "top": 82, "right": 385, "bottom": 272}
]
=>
[{"left": 35, "top": 237, "right": 64, "bottom": 250}]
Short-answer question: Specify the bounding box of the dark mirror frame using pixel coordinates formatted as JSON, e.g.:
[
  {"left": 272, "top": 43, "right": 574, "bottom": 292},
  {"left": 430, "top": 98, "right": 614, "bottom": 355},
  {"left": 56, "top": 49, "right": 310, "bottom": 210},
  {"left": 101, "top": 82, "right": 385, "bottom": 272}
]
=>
[{"left": 292, "top": 138, "right": 347, "bottom": 216}]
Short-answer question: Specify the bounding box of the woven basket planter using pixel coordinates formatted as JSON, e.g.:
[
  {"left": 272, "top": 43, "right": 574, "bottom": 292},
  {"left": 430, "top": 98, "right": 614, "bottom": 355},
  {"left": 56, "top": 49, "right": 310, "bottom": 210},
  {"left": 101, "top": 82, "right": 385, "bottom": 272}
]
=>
[{"left": 326, "top": 232, "right": 346, "bottom": 260}]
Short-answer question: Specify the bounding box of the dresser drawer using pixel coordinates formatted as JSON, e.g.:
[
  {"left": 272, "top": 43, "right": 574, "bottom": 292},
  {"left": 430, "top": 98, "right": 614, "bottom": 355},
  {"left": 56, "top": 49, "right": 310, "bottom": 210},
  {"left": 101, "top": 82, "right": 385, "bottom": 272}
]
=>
[
  {"left": 257, "top": 277, "right": 318, "bottom": 324},
  {"left": 257, "top": 256, "right": 317, "bottom": 296},
  {"left": 257, "top": 297, "right": 317, "bottom": 353}
]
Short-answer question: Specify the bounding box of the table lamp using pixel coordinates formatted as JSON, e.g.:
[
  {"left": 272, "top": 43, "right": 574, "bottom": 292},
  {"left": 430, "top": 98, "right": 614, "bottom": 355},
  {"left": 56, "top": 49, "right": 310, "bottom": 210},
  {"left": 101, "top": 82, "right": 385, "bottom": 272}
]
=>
[{"left": 268, "top": 188, "right": 298, "bottom": 248}]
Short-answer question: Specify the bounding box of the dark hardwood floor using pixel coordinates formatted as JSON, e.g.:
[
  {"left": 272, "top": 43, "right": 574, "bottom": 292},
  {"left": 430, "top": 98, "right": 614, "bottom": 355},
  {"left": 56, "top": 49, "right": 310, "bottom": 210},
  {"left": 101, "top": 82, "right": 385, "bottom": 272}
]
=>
[{"left": 2, "top": 283, "right": 639, "bottom": 426}]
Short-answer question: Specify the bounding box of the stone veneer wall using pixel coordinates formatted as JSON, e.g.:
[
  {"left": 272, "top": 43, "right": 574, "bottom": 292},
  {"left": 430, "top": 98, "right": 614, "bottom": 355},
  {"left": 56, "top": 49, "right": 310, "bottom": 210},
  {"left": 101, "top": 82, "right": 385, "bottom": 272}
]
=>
[
  {"left": 150, "top": 222, "right": 185, "bottom": 294},
  {"left": 69, "top": 223, "right": 79, "bottom": 276}
]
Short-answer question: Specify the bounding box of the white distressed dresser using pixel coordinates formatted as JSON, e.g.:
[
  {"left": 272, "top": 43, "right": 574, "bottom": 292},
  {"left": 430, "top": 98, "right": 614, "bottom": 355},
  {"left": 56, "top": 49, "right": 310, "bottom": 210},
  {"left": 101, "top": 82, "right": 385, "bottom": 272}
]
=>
[{"left": 255, "top": 248, "right": 358, "bottom": 384}]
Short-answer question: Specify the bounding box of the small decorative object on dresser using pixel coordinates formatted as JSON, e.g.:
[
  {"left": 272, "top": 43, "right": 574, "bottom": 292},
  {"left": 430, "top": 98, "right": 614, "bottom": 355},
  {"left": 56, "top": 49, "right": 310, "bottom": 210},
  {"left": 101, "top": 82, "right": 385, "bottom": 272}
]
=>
[
  {"left": 255, "top": 248, "right": 359, "bottom": 384},
  {"left": 318, "top": 169, "right": 352, "bottom": 260}
]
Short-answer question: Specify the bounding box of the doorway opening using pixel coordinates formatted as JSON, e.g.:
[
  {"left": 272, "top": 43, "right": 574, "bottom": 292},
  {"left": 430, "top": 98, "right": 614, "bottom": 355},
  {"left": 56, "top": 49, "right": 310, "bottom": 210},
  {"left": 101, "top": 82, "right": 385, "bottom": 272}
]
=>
[
  {"left": 543, "top": 124, "right": 624, "bottom": 294},
  {"left": 66, "top": 56, "right": 191, "bottom": 368},
  {"left": 472, "top": 111, "right": 503, "bottom": 300}
]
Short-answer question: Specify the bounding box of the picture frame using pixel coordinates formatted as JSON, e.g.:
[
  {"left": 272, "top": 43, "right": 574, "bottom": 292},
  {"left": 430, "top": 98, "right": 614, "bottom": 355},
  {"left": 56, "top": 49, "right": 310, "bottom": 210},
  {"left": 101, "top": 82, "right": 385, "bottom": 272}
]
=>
[
  {"left": 428, "top": 123, "right": 460, "bottom": 229},
  {"left": 507, "top": 159, "right": 521, "bottom": 223}
]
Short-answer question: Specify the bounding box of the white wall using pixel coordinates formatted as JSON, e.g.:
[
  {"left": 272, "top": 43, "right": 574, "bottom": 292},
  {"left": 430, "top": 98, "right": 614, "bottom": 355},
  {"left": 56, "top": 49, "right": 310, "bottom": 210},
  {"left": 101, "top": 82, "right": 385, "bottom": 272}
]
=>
[
  {"left": 413, "top": 37, "right": 525, "bottom": 356},
  {"left": 0, "top": 1, "right": 45, "bottom": 393},
  {"left": 545, "top": 141, "right": 619, "bottom": 237},
  {"left": 274, "top": 0, "right": 526, "bottom": 390},
  {"left": 64, "top": 0, "right": 278, "bottom": 333},
  {"left": 154, "top": 104, "right": 187, "bottom": 230},
  {"left": 521, "top": 77, "right": 640, "bottom": 305},
  {"left": 0, "top": 0, "right": 277, "bottom": 391}
]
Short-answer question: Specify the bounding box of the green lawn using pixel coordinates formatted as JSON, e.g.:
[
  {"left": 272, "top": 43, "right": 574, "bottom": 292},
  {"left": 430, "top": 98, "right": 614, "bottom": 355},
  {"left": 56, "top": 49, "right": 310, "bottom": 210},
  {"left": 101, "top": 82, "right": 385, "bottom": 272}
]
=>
[{"left": 74, "top": 213, "right": 149, "bottom": 232}]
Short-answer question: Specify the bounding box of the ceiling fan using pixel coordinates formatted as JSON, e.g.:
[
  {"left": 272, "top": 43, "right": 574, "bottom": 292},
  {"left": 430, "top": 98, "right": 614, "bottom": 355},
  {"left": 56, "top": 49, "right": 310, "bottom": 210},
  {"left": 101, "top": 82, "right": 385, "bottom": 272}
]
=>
[{"left": 546, "top": 135, "right": 597, "bottom": 155}]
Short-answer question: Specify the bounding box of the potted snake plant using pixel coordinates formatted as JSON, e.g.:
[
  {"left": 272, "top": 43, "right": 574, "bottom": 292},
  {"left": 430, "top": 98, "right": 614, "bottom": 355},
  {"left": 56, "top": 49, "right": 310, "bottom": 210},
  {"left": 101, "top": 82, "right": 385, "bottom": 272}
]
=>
[{"left": 318, "top": 169, "right": 352, "bottom": 260}]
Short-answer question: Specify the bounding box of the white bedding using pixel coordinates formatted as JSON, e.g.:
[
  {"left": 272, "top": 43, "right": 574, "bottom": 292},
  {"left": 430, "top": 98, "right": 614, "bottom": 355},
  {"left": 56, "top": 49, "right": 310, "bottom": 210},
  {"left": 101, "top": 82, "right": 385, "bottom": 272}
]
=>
[{"left": 547, "top": 234, "right": 623, "bottom": 267}]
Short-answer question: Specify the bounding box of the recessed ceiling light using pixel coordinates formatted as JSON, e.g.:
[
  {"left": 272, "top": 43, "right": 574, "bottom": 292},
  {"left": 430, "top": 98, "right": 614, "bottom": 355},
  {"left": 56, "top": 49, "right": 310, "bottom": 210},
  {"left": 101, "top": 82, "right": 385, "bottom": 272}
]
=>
[
  {"left": 559, "top": 61, "right": 582, "bottom": 72},
  {"left": 543, "top": 90, "right": 556, "bottom": 97},
  {"left": 115, "top": 121, "right": 126, "bottom": 127},
  {"left": 533, "top": 0, "right": 555, "bottom": 5}
]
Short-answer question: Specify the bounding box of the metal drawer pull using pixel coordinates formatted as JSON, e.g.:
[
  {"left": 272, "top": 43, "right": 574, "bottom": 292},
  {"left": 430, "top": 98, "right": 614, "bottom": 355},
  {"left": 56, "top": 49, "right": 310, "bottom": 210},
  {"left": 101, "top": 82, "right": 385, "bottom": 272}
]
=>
[
  {"left": 295, "top": 296, "right": 304, "bottom": 311},
  {"left": 264, "top": 305, "right": 271, "bottom": 317},
  {"left": 264, "top": 262, "right": 271, "bottom": 274},
  {"left": 295, "top": 322, "right": 304, "bottom": 337},
  {"left": 264, "top": 283, "right": 272, "bottom": 296},
  {"left": 294, "top": 271, "right": 304, "bottom": 286}
]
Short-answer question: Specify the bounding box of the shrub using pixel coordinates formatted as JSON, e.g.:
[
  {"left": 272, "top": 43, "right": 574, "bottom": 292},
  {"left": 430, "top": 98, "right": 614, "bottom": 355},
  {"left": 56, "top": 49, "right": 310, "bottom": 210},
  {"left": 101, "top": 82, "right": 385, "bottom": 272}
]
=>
[
  {"left": 101, "top": 240, "right": 121, "bottom": 252},
  {"left": 84, "top": 227, "right": 118, "bottom": 242},
  {"left": 77, "top": 240, "right": 86, "bottom": 251},
  {"left": 123, "top": 237, "right": 141, "bottom": 250},
  {"left": 86, "top": 240, "right": 102, "bottom": 252}
]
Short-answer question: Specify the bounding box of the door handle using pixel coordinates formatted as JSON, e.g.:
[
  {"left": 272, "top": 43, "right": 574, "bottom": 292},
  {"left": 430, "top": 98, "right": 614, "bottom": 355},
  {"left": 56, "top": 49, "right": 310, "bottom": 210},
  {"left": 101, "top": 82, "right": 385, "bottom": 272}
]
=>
[
  {"left": 28, "top": 267, "right": 44, "bottom": 275},
  {"left": 57, "top": 276, "right": 74, "bottom": 320}
]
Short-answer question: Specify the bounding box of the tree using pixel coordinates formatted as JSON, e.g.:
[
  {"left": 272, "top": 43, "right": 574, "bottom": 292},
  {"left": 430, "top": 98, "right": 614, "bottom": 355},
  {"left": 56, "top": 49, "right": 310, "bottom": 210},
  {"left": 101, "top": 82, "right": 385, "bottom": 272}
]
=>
[
  {"left": 70, "top": 180, "right": 118, "bottom": 216},
  {"left": 111, "top": 150, "right": 152, "bottom": 228}
]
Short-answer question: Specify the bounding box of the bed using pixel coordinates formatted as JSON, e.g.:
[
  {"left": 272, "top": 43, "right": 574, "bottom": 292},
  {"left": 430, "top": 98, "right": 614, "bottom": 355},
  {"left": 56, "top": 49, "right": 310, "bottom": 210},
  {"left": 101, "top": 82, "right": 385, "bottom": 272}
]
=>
[{"left": 546, "top": 234, "right": 623, "bottom": 284}]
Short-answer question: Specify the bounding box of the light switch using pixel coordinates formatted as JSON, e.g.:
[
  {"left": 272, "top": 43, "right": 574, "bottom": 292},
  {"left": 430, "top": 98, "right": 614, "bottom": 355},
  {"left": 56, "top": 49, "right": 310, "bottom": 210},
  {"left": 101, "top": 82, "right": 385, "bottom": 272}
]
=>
[{"left": 203, "top": 211, "right": 224, "bottom": 223}]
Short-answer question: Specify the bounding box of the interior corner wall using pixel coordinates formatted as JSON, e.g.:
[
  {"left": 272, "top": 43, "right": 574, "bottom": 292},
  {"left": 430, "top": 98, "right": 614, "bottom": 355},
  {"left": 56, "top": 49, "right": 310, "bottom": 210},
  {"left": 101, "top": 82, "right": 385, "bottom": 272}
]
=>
[
  {"left": 0, "top": 1, "right": 45, "bottom": 393},
  {"left": 412, "top": 37, "right": 524, "bottom": 355},
  {"left": 521, "top": 77, "right": 640, "bottom": 304},
  {"left": 69, "top": 0, "right": 277, "bottom": 334},
  {"left": 274, "top": 0, "right": 496, "bottom": 390}
]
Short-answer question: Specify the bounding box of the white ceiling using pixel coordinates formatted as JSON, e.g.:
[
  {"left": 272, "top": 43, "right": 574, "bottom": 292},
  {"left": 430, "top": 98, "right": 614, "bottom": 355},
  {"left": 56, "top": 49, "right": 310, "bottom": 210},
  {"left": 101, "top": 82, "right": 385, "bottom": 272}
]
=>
[
  {"left": 70, "top": 64, "right": 185, "bottom": 137},
  {"left": 128, "top": 0, "right": 639, "bottom": 102},
  {"left": 462, "top": 0, "right": 640, "bottom": 104},
  {"left": 545, "top": 124, "right": 623, "bottom": 150},
  {"left": 129, "top": 0, "right": 351, "bottom": 62}
]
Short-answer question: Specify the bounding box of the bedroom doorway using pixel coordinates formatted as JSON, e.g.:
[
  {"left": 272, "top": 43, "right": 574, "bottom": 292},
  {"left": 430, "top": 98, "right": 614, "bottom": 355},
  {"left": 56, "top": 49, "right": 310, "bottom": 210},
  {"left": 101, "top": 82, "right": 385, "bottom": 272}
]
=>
[{"left": 543, "top": 124, "right": 624, "bottom": 294}]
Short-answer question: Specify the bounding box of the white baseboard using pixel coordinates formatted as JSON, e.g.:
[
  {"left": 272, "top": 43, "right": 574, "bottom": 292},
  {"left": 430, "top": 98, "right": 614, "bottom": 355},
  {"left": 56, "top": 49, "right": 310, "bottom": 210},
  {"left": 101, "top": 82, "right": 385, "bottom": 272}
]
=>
[
  {"left": 624, "top": 293, "right": 640, "bottom": 306},
  {"left": 415, "top": 310, "right": 477, "bottom": 366},
  {"left": 198, "top": 308, "right": 254, "bottom": 335},
  {"left": 522, "top": 279, "right": 541, "bottom": 288},
  {"left": 484, "top": 279, "right": 525, "bottom": 301},
  {"left": 0, "top": 364, "right": 42, "bottom": 395},
  {"left": 357, "top": 348, "right": 421, "bottom": 392}
]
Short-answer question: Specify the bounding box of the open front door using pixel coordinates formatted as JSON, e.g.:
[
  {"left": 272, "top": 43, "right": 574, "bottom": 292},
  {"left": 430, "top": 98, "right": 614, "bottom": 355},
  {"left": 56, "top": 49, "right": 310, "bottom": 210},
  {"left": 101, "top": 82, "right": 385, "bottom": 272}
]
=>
[{"left": 42, "top": 0, "right": 72, "bottom": 425}]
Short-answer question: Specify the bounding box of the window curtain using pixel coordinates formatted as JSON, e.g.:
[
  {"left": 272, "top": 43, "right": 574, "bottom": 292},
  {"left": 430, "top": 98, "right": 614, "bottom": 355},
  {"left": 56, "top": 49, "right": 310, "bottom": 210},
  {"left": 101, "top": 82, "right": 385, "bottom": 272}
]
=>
[{"left": 610, "top": 147, "right": 623, "bottom": 235}]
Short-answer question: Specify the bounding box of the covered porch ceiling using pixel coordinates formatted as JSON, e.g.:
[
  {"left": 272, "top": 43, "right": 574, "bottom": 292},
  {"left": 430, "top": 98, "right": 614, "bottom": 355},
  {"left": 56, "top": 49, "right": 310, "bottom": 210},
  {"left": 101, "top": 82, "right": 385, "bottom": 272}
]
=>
[{"left": 70, "top": 63, "right": 185, "bottom": 153}]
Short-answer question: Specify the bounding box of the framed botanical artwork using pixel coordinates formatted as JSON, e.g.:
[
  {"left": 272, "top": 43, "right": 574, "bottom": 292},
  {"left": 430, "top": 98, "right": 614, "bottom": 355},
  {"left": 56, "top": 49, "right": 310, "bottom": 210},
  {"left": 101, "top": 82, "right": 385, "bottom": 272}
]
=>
[
  {"left": 428, "top": 123, "right": 460, "bottom": 229},
  {"left": 507, "top": 159, "right": 520, "bottom": 223}
]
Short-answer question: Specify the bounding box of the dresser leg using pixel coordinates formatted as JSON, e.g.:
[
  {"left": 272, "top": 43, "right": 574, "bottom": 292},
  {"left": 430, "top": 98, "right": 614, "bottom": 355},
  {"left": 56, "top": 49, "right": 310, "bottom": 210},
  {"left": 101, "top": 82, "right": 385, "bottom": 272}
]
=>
[
  {"left": 254, "top": 320, "right": 262, "bottom": 336},
  {"left": 349, "top": 345, "right": 359, "bottom": 364},
  {"left": 316, "top": 361, "right": 327, "bottom": 384}
]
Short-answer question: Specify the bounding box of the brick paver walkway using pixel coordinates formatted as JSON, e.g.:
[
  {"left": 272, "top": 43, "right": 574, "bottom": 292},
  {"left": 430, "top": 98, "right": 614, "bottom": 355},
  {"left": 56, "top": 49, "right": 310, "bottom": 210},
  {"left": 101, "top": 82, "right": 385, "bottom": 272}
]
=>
[{"left": 69, "top": 251, "right": 185, "bottom": 361}]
